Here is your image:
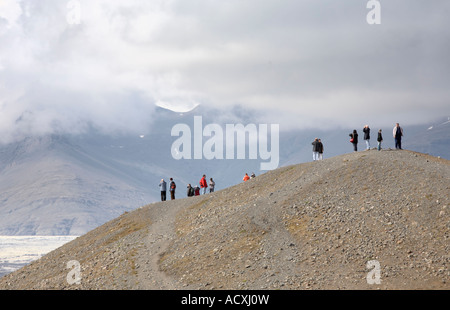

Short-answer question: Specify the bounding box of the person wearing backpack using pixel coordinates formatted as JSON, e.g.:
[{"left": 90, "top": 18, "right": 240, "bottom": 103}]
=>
[
  {"left": 169, "top": 177, "right": 176, "bottom": 200},
  {"left": 393, "top": 123, "right": 403, "bottom": 150},
  {"left": 194, "top": 185, "right": 200, "bottom": 196}
]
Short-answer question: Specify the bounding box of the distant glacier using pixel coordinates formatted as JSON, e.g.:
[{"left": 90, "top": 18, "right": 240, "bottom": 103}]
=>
[{"left": 0, "top": 236, "right": 77, "bottom": 278}]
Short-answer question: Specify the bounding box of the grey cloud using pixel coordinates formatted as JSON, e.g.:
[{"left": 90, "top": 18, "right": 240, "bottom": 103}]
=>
[{"left": 0, "top": 0, "right": 448, "bottom": 142}]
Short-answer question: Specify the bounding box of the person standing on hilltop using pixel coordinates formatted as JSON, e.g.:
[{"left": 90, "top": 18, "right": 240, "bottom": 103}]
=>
[
  {"left": 199, "top": 174, "right": 208, "bottom": 194},
  {"left": 318, "top": 139, "right": 324, "bottom": 160},
  {"left": 349, "top": 130, "right": 358, "bottom": 152},
  {"left": 243, "top": 173, "right": 250, "bottom": 182},
  {"left": 312, "top": 138, "right": 320, "bottom": 161},
  {"left": 393, "top": 123, "right": 403, "bottom": 150},
  {"left": 169, "top": 178, "right": 176, "bottom": 200},
  {"left": 187, "top": 184, "right": 194, "bottom": 197},
  {"left": 363, "top": 125, "right": 371, "bottom": 150},
  {"left": 377, "top": 129, "right": 383, "bottom": 151},
  {"left": 159, "top": 179, "right": 167, "bottom": 201},
  {"left": 209, "top": 178, "right": 215, "bottom": 193}
]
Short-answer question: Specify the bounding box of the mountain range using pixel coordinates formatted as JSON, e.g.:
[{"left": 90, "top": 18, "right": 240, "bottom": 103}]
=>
[{"left": 0, "top": 106, "right": 448, "bottom": 235}]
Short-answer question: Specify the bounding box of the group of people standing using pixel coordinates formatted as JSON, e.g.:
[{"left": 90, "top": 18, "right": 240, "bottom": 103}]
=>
[
  {"left": 349, "top": 123, "right": 403, "bottom": 152},
  {"left": 158, "top": 177, "right": 177, "bottom": 201},
  {"left": 311, "top": 123, "right": 404, "bottom": 160},
  {"left": 159, "top": 123, "right": 406, "bottom": 202},
  {"left": 158, "top": 170, "right": 258, "bottom": 202},
  {"left": 311, "top": 138, "right": 324, "bottom": 161},
  {"left": 159, "top": 175, "right": 215, "bottom": 201}
]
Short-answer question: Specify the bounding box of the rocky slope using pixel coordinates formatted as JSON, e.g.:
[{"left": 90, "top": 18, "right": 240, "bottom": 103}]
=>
[{"left": 0, "top": 149, "right": 448, "bottom": 290}]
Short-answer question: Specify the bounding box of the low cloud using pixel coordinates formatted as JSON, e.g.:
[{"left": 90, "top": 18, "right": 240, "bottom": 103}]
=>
[{"left": 0, "top": 0, "right": 448, "bottom": 143}]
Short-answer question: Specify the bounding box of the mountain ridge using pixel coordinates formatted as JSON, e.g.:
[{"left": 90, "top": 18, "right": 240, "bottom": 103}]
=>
[
  {"left": 0, "top": 149, "right": 448, "bottom": 289},
  {"left": 0, "top": 109, "right": 449, "bottom": 236},
  {"left": 0, "top": 134, "right": 153, "bottom": 235}
]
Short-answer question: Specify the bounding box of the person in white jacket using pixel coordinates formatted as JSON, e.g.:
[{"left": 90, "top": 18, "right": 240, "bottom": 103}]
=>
[
  {"left": 393, "top": 123, "right": 403, "bottom": 150},
  {"left": 209, "top": 178, "right": 215, "bottom": 193}
]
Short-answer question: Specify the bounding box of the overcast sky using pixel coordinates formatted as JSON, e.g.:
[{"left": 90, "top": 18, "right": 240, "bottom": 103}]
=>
[{"left": 0, "top": 0, "right": 449, "bottom": 142}]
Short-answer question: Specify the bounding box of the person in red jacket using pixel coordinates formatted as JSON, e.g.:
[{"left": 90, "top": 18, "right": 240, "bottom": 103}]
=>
[
  {"left": 199, "top": 174, "right": 208, "bottom": 194},
  {"left": 243, "top": 173, "right": 250, "bottom": 182}
]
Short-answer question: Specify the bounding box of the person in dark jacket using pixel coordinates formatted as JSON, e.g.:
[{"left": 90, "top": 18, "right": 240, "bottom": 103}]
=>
[
  {"left": 377, "top": 129, "right": 383, "bottom": 151},
  {"left": 169, "top": 178, "right": 176, "bottom": 200},
  {"left": 349, "top": 130, "right": 358, "bottom": 152},
  {"left": 318, "top": 139, "right": 324, "bottom": 160},
  {"left": 363, "top": 125, "right": 371, "bottom": 150},
  {"left": 187, "top": 184, "right": 194, "bottom": 197},
  {"left": 393, "top": 123, "right": 403, "bottom": 149},
  {"left": 159, "top": 179, "right": 167, "bottom": 201},
  {"left": 312, "top": 138, "right": 320, "bottom": 161}
]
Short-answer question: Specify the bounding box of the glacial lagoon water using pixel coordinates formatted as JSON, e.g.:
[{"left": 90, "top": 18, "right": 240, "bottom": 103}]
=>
[{"left": 0, "top": 236, "right": 77, "bottom": 278}]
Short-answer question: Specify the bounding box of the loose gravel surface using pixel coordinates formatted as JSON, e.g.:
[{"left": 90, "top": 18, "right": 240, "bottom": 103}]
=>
[{"left": 0, "top": 149, "right": 448, "bottom": 290}]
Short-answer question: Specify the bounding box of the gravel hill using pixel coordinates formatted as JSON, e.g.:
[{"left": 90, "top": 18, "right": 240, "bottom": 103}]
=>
[{"left": 0, "top": 149, "right": 448, "bottom": 290}]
